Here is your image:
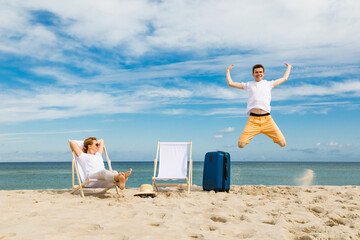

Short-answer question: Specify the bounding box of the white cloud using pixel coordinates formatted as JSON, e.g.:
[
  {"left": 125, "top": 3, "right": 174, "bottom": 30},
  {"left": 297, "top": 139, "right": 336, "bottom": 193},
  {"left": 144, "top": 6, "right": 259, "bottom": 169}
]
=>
[
  {"left": 204, "top": 108, "right": 246, "bottom": 116},
  {"left": 315, "top": 141, "right": 353, "bottom": 149},
  {"left": 194, "top": 85, "right": 242, "bottom": 100},
  {"left": 161, "top": 109, "right": 188, "bottom": 115},
  {"left": 218, "top": 127, "right": 235, "bottom": 133},
  {"left": 1, "top": 0, "right": 360, "bottom": 123},
  {"left": 273, "top": 80, "right": 360, "bottom": 101},
  {"left": 327, "top": 141, "right": 352, "bottom": 148},
  {"left": 136, "top": 86, "right": 192, "bottom": 98},
  {"left": 328, "top": 141, "right": 340, "bottom": 147},
  {"left": 146, "top": 0, "right": 360, "bottom": 56},
  {"left": 0, "top": 88, "right": 150, "bottom": 123},
  {"left": 0, "top": 129, "right": 96, "bottom": 137},
  {"left": 1, "top": 0, "right": 359, "bottom": 62},
  {"left": 272, "top": 101, "right": 358, "bottom": 115},
  {"left": 213, "top": 127, "right": 235, "bottom": 140},
  {"left": 29, "top": 60, "right": 360, "bottom": 103},
  {"left": 1, "top": 76, "right": 359, "bottom": 123}
]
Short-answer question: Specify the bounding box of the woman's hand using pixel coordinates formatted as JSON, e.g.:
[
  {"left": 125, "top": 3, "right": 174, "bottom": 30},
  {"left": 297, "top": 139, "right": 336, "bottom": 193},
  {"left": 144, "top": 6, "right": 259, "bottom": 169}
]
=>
[{"left": 97, "top": 139, "right": 104, "bottom": 155}]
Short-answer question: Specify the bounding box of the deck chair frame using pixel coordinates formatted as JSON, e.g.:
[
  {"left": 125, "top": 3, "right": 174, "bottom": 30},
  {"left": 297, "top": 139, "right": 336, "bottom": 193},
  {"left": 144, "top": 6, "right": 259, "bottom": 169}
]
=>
[
  {"left": 69, "top": 139, "right": 120, "bottom": 197},
  {"left": 152, "top": 141, "right": 193, "bottom": 193}
]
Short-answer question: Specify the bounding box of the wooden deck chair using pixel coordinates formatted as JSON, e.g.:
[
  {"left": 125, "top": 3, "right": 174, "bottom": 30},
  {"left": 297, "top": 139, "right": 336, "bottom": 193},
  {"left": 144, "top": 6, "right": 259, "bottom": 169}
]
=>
[
  {"left": 152, "top": 142, "right": 193, "bottom": 193},
  {"left": 69, "top": 139, "right": 120, "bottom": 197}
]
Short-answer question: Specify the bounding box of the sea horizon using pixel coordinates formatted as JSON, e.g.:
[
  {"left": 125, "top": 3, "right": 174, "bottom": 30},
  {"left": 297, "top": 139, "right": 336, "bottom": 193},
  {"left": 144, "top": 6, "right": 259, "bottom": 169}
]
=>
[
  {"left": 1, "top": 160, "right": 360, "bottom": 163},
  {"left": 1, "top": 161, "right": 360, "bottom": 190}
]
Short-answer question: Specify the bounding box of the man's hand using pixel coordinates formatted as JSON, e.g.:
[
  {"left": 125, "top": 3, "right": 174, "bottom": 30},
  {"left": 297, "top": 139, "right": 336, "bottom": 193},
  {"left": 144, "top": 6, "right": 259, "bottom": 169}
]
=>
[
  {"left": 284, "top": 63, "right": 293, "bottom": 69},
  {"left": 227, "top": 64, "right": 234, "bottom": 72}
]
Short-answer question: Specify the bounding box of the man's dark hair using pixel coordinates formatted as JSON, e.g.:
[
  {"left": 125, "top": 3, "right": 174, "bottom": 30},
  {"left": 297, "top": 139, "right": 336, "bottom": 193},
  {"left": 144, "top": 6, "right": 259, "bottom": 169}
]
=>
[{"left": 252, "top": 64, "right": 265, "bottom": 73}]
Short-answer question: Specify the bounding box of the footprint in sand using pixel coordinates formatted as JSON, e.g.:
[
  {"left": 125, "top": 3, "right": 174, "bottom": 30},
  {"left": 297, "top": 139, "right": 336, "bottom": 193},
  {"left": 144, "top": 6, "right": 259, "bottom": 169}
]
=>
[
  {"left": 347, "top": 213, "right": 359, "bottom": 220},
  {"left": 310, "top": 206, "right": 325, "bottom": 214},
  {"left": 210, "top": 215, "right": 227, "bottom": 223},
  {"left": 294, "top": 218, "right": 309, "bottom": 224},
  {"left": 261, "top": 218, "right": 277, "bottom": 225},
  {"left": 244, "top": 208, "right": 254, "bottom": 214},
  {"left": 200, "top": 225, "right": 217, "bottom": 231},
  {"left": 155, "top": 212, "right": 167, "bottom": 219},
  {"left": 230, "top": 214, "right": 250, "bottom": 222},
  {"left": 149, "top": 222, "right": 163, "bottom": 227},
  {"left": 188, "top": 233, "right": 205, "bottom": 239},
  {"left": 235, "top": 230, "right": 255, "bottom": 239},
  {"left": 328, "top": 214, "right": 347, "bottom": 225},
  {"left": 296, "top": 234, "right": 313, "bottom": 240},
  {"left": 324, "top": 220, "right": 336, "bottom": 227},
  {"left": 311, "top": 195, "right": 327, "bottom": 204}
]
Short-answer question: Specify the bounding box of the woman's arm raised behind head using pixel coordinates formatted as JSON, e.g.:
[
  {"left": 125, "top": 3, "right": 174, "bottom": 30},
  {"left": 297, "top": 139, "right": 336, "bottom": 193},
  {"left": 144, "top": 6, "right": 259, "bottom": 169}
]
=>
[{"left": 69, "top": 139, "right": 83, "bottom": 157}]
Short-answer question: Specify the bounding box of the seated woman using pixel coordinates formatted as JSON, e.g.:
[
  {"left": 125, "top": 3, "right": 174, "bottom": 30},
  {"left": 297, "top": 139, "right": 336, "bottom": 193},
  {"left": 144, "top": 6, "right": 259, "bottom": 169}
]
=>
[{"left": 69, "top": 137, "right": 132, "bottom": 190}]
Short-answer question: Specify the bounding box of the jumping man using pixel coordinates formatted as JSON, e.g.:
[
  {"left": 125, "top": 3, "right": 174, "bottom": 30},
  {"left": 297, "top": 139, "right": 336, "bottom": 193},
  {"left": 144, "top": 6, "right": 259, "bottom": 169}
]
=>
[{"left": 226, "top": 63, "right": 293, "bottom": 148}]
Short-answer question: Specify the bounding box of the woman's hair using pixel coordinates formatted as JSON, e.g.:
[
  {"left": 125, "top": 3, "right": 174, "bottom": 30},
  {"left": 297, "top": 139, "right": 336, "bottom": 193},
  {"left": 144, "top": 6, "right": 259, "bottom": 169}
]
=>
[{"left": 83, "top": 137, "right": 97, "bottom": 153}]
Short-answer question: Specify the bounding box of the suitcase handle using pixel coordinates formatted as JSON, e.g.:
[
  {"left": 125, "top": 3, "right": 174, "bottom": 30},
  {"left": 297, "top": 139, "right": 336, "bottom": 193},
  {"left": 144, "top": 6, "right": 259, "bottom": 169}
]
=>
[{"left": 218, "top": 151, "right": 228, "bottom": 181}]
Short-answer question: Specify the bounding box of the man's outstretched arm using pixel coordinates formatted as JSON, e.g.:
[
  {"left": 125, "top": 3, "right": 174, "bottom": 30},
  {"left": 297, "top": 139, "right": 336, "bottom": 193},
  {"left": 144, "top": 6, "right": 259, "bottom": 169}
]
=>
[
  {"left": 227, "top": 64, "right": 244, "bottom": 89},
  {"left": 273, "top": 63, "right": 293, "bottom": 87}
]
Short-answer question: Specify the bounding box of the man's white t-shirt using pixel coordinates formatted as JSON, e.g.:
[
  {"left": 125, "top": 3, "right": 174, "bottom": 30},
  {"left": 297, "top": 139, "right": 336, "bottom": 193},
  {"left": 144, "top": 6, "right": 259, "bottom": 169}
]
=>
[
  {"left": 241, "top": 80, "right": 274, "bottom": 115},
  {"left": 76, "top": 152, "right": 105, "bottom": 178}
]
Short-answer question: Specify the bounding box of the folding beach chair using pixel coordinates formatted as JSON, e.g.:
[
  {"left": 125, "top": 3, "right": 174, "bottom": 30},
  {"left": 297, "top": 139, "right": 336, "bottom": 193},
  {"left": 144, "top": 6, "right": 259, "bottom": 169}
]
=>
[
  {"left": 69, "top": 139, "right": 120, "bottom": 197},
  {"left": 152, "top": 142, "right": 193, "bottom": 193}
]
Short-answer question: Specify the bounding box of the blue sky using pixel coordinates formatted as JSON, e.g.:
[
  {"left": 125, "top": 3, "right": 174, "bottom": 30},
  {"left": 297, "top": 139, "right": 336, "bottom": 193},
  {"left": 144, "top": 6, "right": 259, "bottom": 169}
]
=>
[{"left": 1, "top": 0, "right": 360, "bottom": 162}]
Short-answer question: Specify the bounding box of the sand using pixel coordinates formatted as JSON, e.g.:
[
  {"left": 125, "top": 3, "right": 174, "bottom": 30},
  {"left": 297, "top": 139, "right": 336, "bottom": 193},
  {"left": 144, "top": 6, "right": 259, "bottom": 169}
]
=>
[{"left": 1, "top": 185, "right": 360, "bottom": 240}]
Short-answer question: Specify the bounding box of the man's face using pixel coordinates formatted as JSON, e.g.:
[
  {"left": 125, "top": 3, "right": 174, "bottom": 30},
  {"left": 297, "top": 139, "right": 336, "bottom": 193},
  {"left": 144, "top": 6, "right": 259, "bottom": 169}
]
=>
[{"left": 252, "top": 68, "right": 264, "bottom": 82}]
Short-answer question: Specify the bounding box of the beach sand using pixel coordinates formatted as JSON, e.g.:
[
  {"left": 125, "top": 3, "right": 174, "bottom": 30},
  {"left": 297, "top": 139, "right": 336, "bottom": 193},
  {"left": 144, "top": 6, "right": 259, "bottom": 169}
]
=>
[{"left": 1, "top": 185, "right": 360, "bottom": 240}]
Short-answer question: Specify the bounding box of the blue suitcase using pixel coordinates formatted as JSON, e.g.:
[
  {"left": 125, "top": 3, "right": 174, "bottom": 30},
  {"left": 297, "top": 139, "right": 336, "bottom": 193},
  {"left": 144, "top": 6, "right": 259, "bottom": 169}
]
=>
[{"left": 203, "top": 151, "right": 230, "bottom": 192}]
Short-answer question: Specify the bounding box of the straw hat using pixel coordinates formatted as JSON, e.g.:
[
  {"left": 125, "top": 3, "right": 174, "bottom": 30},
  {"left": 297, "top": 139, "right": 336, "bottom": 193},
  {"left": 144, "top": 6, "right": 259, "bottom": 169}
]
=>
[{"left": 134, "top": 184, "right": 156, "bottom": 197}]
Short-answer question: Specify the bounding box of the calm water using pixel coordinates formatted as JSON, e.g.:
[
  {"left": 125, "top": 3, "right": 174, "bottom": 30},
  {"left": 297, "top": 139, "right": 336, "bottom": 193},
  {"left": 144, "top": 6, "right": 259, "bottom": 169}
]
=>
[{"left": 1, "top": 161, "right": 360, "bottom": 190}]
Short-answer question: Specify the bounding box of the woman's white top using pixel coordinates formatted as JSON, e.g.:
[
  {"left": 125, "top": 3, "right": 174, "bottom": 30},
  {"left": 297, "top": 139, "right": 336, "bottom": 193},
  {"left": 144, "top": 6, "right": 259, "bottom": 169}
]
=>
[{"left": 76, "top": 152, "right": 105, "bottom": 177}]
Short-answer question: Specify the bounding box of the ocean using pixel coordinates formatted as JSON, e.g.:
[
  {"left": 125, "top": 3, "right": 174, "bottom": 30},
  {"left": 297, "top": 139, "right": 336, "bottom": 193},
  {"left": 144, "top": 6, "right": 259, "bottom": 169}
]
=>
[{"left": 1, "top": 161, "right": 360, "bottom": 190}]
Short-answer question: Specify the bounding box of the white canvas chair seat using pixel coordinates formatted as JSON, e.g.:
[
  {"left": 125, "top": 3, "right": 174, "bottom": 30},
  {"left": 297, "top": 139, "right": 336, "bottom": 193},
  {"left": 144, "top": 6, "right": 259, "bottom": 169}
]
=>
[
  {"left": 152, "top": 142, "right": 193, "bottom": 193},
  {"left": 69, "top": 140, "right": 120, "bottom": 197}
]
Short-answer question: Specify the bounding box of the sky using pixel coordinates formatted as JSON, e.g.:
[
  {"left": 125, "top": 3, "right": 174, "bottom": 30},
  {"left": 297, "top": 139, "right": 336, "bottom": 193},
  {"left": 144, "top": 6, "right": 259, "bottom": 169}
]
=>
[{"left": 1, "top": 0, "right": 360, "bottom": 162}]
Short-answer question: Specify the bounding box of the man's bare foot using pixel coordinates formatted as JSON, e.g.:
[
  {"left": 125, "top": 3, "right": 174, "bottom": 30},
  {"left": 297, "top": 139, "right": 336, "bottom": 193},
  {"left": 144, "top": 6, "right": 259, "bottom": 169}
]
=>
[{"left": 118, "top": 173, "right": 125, "bottom": 190}]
